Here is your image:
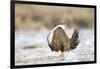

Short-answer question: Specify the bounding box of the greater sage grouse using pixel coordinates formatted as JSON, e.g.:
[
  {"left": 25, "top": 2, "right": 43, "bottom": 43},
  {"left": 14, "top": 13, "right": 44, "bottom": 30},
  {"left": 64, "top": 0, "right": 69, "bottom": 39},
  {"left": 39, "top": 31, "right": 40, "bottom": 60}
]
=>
[{"left": 47, "top": 24, "right": 79, "bottom": 59}]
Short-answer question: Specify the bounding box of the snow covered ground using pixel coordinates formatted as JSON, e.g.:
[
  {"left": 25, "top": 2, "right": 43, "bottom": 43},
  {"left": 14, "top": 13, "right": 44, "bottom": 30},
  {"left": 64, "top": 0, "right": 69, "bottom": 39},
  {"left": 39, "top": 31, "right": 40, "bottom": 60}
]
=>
[{"left": 15, "top": 28, "right": 94, "bottom": 65}]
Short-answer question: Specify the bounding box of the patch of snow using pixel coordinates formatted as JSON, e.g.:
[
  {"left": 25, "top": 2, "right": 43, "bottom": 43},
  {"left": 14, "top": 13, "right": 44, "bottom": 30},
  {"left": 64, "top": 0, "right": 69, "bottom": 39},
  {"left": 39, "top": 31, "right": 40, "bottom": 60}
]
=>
[{"left": 15, "top": 28, "right": 94, "bottom": 65}]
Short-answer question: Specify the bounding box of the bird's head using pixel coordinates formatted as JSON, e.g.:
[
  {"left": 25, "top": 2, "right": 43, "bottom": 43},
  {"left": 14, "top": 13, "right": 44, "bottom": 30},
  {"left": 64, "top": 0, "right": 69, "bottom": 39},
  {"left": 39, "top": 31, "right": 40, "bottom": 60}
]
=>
[{"left": 54, "top": 23, "right": 66, "bottom": 30}]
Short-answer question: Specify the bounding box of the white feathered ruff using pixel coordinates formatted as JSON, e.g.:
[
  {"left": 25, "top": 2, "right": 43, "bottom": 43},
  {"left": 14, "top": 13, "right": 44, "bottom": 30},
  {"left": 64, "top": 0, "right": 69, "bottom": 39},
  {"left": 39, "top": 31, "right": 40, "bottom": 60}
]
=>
[{"left": 48, "top": 25, "right": 66, "bottom": 44}]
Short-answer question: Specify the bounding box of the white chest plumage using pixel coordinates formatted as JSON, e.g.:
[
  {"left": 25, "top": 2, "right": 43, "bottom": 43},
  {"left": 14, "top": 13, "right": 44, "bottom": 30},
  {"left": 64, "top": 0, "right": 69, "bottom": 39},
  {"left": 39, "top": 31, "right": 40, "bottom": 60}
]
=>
[{"left": 48, "top": 25, "right": 65, "bottom": 44}]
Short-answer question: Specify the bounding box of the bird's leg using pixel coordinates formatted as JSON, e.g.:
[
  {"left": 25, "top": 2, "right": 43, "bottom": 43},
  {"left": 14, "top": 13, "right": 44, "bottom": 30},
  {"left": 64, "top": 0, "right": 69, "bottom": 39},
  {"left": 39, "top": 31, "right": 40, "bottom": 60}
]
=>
[
  {"left": 60, "top": 52, "right": 64, "bottom": 60},
  {"left": 53, "top": 51, "right": 61, "bottom": 57},
  {"left": 54, "top": 51, "right": 65, "bottom": 60},
  {"left": 52, "top": 51, "right": 65, "bottom": 62}
]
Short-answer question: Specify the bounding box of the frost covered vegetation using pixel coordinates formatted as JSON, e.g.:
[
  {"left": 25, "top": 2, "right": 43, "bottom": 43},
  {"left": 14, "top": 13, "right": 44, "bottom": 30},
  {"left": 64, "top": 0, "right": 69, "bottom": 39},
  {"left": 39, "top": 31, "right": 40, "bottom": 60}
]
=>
[{"left": 15, "top": 4, "right": 95, "bottom": 65}]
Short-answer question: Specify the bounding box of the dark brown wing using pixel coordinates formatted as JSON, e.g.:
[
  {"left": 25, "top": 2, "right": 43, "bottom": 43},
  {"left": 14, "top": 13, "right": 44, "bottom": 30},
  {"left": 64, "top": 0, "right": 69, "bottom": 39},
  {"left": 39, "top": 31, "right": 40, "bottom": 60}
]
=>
[
  {"left": 70, "top": 28, "right": 79, "bottom": 50},
  {"left": 50, "top": 27, "right": 70, "bottom": 52}
]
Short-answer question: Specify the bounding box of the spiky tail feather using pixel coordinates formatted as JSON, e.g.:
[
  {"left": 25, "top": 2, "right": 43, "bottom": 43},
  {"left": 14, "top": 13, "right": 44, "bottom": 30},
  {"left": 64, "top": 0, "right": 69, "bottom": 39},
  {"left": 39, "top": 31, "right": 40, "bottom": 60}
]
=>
[{"left": 70, "top": 28, "right": 79, "bottom": 50}]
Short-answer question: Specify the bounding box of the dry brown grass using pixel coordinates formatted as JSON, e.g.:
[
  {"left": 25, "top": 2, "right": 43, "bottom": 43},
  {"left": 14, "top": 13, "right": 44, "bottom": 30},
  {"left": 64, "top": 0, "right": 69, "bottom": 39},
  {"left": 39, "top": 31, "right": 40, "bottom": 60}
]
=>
[
  {"left": 15, "top": 4, "right": 94, "bottom": 31},
  {"left": 23, "top": 44, "right": 41, "bottom": 49}
]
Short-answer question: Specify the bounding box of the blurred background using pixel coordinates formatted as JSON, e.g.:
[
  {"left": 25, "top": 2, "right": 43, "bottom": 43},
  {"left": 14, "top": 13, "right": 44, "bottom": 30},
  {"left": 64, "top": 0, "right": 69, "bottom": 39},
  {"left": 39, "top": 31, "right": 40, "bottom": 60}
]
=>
[
  {"left": 15, "top": 4, "right": 95, "bottom": 65},
  {"left": 15, "top": 4, "right": 94, "bottom": 31}
]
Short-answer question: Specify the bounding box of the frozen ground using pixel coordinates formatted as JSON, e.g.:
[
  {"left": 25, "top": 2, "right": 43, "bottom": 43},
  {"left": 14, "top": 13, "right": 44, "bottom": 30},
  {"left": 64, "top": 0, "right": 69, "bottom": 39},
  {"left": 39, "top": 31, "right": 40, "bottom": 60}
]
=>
[{"left": 15, "top": 28, "right": 94, "bottom": 65}]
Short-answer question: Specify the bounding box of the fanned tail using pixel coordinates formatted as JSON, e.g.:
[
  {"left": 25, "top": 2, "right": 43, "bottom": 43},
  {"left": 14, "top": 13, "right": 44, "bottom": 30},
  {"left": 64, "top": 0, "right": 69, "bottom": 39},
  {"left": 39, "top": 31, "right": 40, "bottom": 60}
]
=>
[{"left": 70, "top": 28, "right": 79, "bottom": 50}]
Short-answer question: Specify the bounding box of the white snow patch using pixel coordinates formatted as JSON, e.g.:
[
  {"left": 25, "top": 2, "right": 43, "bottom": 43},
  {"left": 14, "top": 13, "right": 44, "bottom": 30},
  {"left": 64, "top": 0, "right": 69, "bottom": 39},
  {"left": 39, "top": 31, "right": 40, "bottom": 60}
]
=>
[{"left": 15, "top": 28, "right": 94, "bottom": 65}]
